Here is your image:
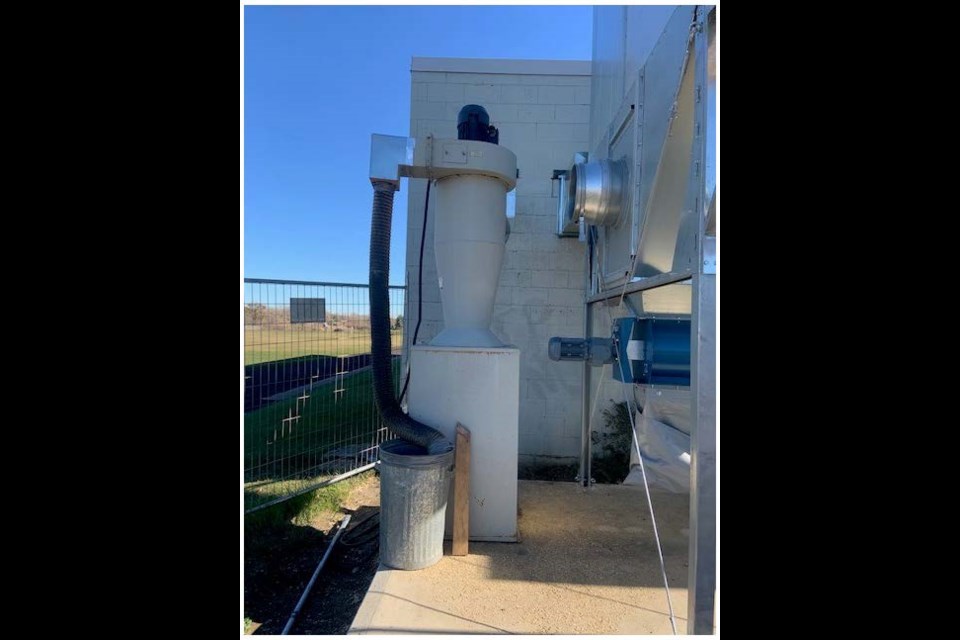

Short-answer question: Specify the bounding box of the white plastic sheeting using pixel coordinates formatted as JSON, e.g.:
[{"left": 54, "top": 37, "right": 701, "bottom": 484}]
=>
[{"left": 624, "top": 388, "right": 691, "bottom": 493}]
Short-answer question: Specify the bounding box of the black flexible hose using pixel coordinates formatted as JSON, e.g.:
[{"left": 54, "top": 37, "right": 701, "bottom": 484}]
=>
[{"left": 369, "top": 182, "right": 452, "bottom": 455}]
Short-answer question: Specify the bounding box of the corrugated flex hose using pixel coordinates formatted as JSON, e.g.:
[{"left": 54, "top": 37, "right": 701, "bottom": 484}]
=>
[{"left": 369, "top": 182, "right": 453, "bottom": 455}]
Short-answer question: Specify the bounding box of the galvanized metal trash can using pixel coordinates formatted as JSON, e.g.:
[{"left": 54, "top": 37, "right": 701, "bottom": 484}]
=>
[{"left": 379, "top": 439, "right": 454, "bottom": 570}]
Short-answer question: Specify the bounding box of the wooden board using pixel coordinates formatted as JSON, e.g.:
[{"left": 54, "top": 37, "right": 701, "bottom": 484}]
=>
[{"left": 452, "top": 423, "right": 471, "bottom": 556}]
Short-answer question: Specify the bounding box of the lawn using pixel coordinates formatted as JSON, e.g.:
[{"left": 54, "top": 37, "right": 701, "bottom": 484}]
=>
[
  {"left": 244, "top": 359, "right": 401, "bottom": 511},
  {"left": 244, "top": 327, "right": 403, "bottom": 365}
]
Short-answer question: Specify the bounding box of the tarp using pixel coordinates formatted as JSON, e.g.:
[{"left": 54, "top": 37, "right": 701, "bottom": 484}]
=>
[{"left": 624, "top": 388, "right": 691, "bottom": 493}]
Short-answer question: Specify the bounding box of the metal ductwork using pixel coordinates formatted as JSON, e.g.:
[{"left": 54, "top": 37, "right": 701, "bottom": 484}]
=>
[{"left": 568, "top": 158, "right": 627, "bottom": 227}]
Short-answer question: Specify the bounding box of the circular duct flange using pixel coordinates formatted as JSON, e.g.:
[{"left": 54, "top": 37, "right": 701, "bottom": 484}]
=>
[{"left": 568, "top": 159, "right": 626, "bottom": 227}]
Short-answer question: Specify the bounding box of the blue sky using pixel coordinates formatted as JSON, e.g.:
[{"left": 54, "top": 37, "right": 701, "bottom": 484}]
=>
[{"left": 243, "top": 5, "right": 593, "bottom": 285}]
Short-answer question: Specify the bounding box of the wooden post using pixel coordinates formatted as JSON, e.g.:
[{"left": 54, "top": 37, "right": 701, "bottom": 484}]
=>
[{"left": 452, "top": 423, "right": 471, "bottom": 556}]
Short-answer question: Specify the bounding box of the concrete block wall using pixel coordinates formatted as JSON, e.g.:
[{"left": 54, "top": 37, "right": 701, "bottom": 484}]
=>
[{"left": 404, "top": 57, "right": 591, "bottom": 468}]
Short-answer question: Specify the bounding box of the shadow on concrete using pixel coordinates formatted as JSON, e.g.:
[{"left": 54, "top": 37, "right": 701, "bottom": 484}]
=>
[{"left": 453, "top": 481, "right": 690, "bottom": 590}]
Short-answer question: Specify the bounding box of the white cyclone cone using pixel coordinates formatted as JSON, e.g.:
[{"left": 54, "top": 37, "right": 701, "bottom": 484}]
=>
[{"left": 431, "top": 174, "right": 508, "bottom": 347}]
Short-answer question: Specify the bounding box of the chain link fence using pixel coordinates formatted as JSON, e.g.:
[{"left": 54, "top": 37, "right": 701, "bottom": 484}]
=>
[{"left": 243, "top": 278, "right": 405, "bottom": 513}]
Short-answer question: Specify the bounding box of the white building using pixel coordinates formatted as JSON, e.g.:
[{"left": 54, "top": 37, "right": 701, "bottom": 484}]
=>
[{"left": 403, "top": 57, "right": 593, "bottom": 470}]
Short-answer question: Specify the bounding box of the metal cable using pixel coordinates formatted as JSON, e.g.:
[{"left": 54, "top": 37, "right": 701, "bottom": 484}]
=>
[
  {"left": 588, "top": 225, "right": 677, "bottom": 633},
  {"left": 613, "top": 333, "right": 678, "bottom": 634},
  {"left": 398, "top": 179, "right": 431, "bottom": 404}
]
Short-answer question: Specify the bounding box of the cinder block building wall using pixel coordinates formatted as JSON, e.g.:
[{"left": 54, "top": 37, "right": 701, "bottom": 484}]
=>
[{"left": 403, "top": 57, "right": 591, "bottom": 469}]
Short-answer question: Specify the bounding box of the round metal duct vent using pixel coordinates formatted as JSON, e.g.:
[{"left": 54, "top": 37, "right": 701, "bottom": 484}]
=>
[{"left": 568, "top": 159, "right": 626, "bottom": 227}]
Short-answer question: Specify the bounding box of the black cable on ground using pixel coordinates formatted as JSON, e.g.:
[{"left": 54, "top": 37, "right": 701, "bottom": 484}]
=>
[
  {"left": 338, "top": 511, "right": 381, "bottom": 548},
  {"left": 398, "top": 179, "right": 431, "bottom": 405},
  {"left": 342, "top": 509, "right": 379, "bottom": 531},
  {"left": 340, "top": 529, "right": 379, "bottom": 548}
]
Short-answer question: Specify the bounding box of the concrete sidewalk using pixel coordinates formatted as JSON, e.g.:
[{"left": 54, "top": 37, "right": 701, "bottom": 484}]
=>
[{"left": 350, "top": 480, "right": 689, "bottom": 634}]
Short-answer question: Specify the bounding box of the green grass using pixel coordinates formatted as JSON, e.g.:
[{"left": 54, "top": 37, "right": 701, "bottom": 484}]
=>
[
  {"left": 244, "top": 360, "right": 400, "bottom": 511},
  {"left": 244, "top": 328, "right": 403, "bottom": 365},
  {"left": 245, "top": 471, "right": 374, "bottom": 530},
  {"left": 245, "top": 471, "right": 355, "bottom": 525},
  {"left": 244, "top": 364, "right": 392, "bottom": 468}
]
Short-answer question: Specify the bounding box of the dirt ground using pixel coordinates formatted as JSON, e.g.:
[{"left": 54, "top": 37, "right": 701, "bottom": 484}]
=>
[{"left": 244, "top": 475, "right": 382, "bottom": 635}]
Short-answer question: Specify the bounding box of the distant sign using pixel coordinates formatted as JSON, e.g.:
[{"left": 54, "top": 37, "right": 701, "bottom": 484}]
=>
[{"left": 290, "top": 298, "right": 326, "bottom": 324}]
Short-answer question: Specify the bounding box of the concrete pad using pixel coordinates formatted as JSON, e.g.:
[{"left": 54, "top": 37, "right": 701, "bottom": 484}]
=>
[{"left": 350, "top": 480, "right": 689, "bottom": 635}]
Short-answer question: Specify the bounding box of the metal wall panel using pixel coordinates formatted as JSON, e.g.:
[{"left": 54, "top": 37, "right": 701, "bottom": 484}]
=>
[
  {"left": 589, "top": 6, "right": 697, "bottom": 286},
  {"left": 624, "top": 6, "right": 677, "bottom": 95},
  {"left": 589, "top": 6, "right": 626, "bottom": 155}
]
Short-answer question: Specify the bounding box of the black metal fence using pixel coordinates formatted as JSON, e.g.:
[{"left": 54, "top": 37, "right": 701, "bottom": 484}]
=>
[{"left": 243, "top": 278, "right": 405, "bottom": 513}]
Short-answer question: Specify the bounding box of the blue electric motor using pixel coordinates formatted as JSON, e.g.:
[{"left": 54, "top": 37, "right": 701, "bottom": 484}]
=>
[{"left": 612, "top": 317, "right": 691, "bottom": 386}]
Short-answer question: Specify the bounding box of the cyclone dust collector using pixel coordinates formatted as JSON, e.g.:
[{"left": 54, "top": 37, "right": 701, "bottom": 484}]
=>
[{"left": 369, "top": 105, "right": 520, "bottom": 542}]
